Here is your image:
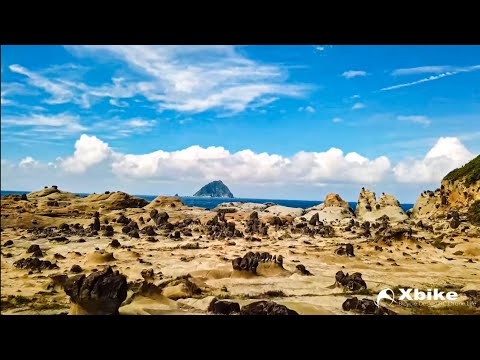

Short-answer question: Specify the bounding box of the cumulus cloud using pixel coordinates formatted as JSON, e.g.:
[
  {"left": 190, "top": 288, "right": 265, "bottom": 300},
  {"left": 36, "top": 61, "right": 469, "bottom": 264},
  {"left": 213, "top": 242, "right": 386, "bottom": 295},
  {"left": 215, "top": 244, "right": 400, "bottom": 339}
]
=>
[
  {"left": 60, "top": 134, "right": 113, "bottom": 173},
  {"left": 342, "top": 70, "right": 367, "bottom": 79},
  {"left": 19, "top": 156, "right": 40, "bottom": 168},
  {"left": 393, "top": 137, "right": 475, "bottom": 183},
  {"left": 352, "top": 102, "right": 365, "bottom": 110},
  {"left": 52, "top": 134, "right": 391, "bottom": 185},
  {"left": 397, "top": 115, "right": 431, "bottom": 125},
  {"left": 7, "top": 135, "right": 477, "bottom": 198}
]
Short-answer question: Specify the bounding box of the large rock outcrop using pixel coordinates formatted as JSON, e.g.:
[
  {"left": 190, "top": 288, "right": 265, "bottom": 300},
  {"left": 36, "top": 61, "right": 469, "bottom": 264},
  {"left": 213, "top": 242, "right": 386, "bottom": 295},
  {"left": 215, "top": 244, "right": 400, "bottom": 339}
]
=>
[
  {"left": 303, "top": 193, "right": 354, "bottom": 223},
  {"left": 356, "top": 189, "right": 407, "bottom": 223},
  {"left": 82, "top": 191, "right": 149, "bottom": 210},
  {"left": 412, "top": 155, "right": 480, "bottom": 220}
]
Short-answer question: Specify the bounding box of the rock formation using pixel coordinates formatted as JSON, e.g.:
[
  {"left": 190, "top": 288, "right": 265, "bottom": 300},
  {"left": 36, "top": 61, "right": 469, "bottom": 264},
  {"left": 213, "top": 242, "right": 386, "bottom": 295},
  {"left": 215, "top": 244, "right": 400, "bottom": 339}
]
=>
[
  {"left": 356, "top": 188, "right": 408, "bottom": 222},
  {"left": 193, "top": 180, "right": 234, "bottom": 198},
  {"left": 64, "top": 266, "right": 128, "bottom": 315},
  {"left": 412, "top": 155, "right": 480, "bottom": 220}
]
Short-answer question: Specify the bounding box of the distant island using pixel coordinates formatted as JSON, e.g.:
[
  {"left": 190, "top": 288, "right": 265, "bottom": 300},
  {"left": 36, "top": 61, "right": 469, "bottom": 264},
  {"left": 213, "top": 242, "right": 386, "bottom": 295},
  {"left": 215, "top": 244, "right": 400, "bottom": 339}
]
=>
[{"left": 193, "top": 180, "right": 234, "bottom": 198}]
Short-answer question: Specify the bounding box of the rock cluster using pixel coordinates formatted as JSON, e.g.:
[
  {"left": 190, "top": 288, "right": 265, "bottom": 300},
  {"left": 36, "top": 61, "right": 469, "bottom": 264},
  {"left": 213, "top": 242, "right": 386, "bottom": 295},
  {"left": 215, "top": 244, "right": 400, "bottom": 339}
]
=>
[
  {"left": 342, "top": 297, "right": 397, "bottom": 315},
  {"left": 205, "top": 212, "right": 243, "bottom": 239},
  {"left": 335, "top": 271, "right": 367, "bottom": 291},
  {"left": 232, "top": 251, "right": 283, "bottom": 274}
]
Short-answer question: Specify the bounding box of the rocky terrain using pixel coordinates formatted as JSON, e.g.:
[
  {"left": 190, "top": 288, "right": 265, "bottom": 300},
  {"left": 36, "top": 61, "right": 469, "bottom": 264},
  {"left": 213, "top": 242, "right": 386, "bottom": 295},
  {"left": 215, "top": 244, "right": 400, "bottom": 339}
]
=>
[
  {"left": 193, "top": 180, "right": 234, "bottom": 198},
  {"left": 1, "top": 158, "right": 479, "bottom": 315}
]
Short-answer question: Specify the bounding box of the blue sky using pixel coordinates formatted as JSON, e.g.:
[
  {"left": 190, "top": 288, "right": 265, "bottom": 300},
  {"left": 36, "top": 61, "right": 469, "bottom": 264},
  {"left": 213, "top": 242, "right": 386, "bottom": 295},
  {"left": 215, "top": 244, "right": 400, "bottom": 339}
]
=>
[{"left": 1, "top": 45, "right": 479, "bottom": 202}]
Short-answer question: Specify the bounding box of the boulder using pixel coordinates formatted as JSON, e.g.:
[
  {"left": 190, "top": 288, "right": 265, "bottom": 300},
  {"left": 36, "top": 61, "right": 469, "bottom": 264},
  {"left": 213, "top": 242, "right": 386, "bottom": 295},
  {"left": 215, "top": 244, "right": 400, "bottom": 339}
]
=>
[
  {"left": 240, "top": 301, "right": 299, "bottom": 315},
  {"left": 64, "top": 266, "right": 128, "bottom": 315}
]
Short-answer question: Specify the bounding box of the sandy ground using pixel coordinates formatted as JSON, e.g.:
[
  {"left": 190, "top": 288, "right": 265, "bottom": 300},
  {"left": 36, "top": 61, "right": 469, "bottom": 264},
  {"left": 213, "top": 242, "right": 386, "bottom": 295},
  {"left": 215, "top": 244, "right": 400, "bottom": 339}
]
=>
[{"left": 1, "top": 190, "right": 479, "bottom": 315}]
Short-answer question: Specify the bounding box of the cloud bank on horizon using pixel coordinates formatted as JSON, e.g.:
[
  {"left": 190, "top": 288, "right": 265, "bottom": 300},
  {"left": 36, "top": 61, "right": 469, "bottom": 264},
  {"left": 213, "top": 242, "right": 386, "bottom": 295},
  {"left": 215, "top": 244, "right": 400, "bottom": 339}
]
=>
[{"left": 2, "top": 45, "right": 480, "bottom": 202}]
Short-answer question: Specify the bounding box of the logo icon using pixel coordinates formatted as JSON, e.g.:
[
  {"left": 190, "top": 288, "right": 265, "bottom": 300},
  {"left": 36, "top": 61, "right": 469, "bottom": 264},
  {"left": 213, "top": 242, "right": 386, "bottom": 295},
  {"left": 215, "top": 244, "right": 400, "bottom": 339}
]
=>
[{"left": 375, "top": 288, "right": 396, "bottom": 307}]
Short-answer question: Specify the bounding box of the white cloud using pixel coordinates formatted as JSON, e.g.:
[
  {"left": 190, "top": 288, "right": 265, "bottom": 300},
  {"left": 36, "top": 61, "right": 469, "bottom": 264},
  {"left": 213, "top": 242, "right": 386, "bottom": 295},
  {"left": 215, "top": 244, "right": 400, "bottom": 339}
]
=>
[
  {"left": 299, "top": 105, "right": 315, "bottom": 113},
  {"left": 60, "top": 135, "right": 113, "bottom": 173},
  {"left": 351, "top": 94, "right": 360, "bottom": 99},
  {"left": 381, "top": 65, "right": 480, "bottom": 91},
  {"left": 109, "top": 98, "right": 129, "bottom": 108},
  {"left": 392, "top": 66, "right": 452, "bottom": 76},
  {"left": 315, "top": 46, "right": 325, "bottom": 52},
  {"left": 393, "top": 137, "right": 475, "bottom": 183},
  {"left": 65, "top": 45, "right": 308, "bottom": 114},
  {"left": 332, "top": 117, "right": 343, "bottom": 123},
  {"left": 342, "top": 70, "right": 367, "bottom": 79},
  {"left": 9, "top": 64, "right": 91, "bottom": 108},
  {"left": 19, "top": 156, "right": 40, "bottom": 168},
  {"left": 352, "top": 102, "right": 365, "bottom": 110},
  {"left": 125, "top": 119, "right": 156, "bottom": 128},
  {"left": 397, "top": 115, "right": 431, "bottom": 126},
  {"left": 2, "top": 113, "right": 88, "bottom": 133},
  {"left": 52, "top": 134, "right": 391, "bottom": 185}
]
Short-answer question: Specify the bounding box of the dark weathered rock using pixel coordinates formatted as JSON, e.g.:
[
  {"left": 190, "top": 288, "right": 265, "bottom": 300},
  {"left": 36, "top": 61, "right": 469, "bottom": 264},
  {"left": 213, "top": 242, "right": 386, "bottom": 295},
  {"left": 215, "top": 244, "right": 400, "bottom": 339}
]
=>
[
  {"left": 104, "top": 225, "right": 114, "bottom": 237},
  {"left": 335, "top": 244, "right": 355, "bottom": 257},
  {"left": 309, "top": 213, "right": 319, "bottom": 226},
  {"left": 345, "top": 243, "right": 354, "bottom": 257},
  {"left": 47, "top": 200, "right": 59, "bottom": 207},
  {"left": 30, "top": 248, "right": 44, "bottom": 258},
  {"left": 27, "top": 244, "right": 41, "bottom": 254},
  {"left": 110, "top": 239, "right": 121, "bottom": 248},
  {"left": 208, "top": 299, "right": 241, "bottom": 315},
  {"left": 154, "top": 212, "right": 169, "bottom": 225},
  {"left": 464, "top": 290, "right": 480, "bottom": 307},
  {"left": 20, "top": 193, "right": 28, "bottom": 201},
  {"left": 142, "top": 225, "right": 157, "bottom": 236},
  {"left": 170, "top": 230, "right": 181, "bottom": 239},
  {"left": 3, "top": 240, "right": 13, "bottom": 246},
  {"left": 64, "top": 266, "right": 128, "bottom": 315},
  {"left": 92, "top": 217, "right": 101, "bottom": 231},
  {"left": 59, "top": 223, "right": 70, "bottom": 231},
  {"left": 335, "top": 271, "right": 367, "bottom": 291},
  {"left": 342, "top": 297, "right": 396, "bottom": 315},
  {"left": 450, "top": 212, "right": 461, "bottom": 229},
  {"left": 240, "top": 301, "right": 298, "bottom": 315},
  {"left": 129, "top": 229, "right": 140, "bottom": 238},
  {"left": 117, "top": 214, "right": 130, "bottom": 225},
  {"left": 13, "top": 257, "right": 59, "bottom": 271},
  {"left": 70, "top": 265, "right": 83, "bottom": 273},
  {"left": 296, "top": 264, "right": 312, "bottom": 276}
]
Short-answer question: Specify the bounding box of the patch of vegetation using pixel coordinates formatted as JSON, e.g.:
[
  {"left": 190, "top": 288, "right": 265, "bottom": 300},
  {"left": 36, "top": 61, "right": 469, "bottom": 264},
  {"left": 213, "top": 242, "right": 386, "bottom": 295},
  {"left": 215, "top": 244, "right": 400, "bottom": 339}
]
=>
[
  {"left": 443, "top": 155, "right": 480, "bottom": 187},
  {"left": 467, "top": 200, "right": 480, "bottom": 225}
]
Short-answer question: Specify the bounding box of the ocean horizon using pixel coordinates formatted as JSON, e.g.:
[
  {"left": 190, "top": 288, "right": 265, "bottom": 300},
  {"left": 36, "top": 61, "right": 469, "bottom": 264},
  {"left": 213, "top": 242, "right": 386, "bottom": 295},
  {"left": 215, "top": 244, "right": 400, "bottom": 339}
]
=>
[{"left": 0, "top": 190, "right": 414, "bottom": 212}]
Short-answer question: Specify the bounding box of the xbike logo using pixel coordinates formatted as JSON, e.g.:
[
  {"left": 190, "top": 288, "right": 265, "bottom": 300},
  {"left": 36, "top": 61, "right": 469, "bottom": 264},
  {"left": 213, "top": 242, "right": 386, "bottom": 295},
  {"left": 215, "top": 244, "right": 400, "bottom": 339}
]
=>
[{"left": 375, "top": 288, "right": 458, "bottom": 307}]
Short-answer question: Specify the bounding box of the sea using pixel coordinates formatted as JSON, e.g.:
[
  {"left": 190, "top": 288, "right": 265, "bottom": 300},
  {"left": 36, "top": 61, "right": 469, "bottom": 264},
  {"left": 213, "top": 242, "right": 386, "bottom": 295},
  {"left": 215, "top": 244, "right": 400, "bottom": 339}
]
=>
[{"left": 1, "top": 190, "right": 414, "bottom": 212}]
